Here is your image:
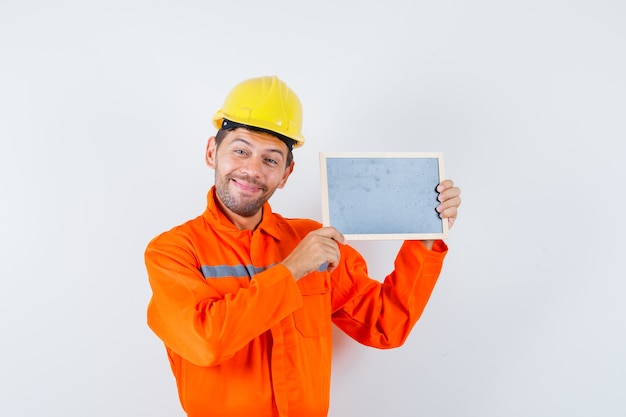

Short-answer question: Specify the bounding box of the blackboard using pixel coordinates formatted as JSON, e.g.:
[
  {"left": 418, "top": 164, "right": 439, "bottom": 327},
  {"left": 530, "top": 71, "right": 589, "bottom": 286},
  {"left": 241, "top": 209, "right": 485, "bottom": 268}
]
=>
[{"left": 320, "top": 152, "right": 448, "bottom": 240}]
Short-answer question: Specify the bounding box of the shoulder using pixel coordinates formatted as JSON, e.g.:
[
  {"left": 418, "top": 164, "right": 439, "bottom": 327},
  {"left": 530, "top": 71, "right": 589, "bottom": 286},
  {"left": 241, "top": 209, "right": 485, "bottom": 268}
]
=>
[
  {"left": 273, "top": 214, "right": 322, "bottom": 237},
  {"left": 146, "top": 215, "right": 205, "bottom": 250}
]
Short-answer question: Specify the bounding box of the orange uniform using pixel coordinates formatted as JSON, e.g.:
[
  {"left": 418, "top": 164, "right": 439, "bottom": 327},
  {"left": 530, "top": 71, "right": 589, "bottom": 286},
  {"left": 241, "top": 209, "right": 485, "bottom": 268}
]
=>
[{"left": 146, "top": 187, "right": 447, "bottom": 417}]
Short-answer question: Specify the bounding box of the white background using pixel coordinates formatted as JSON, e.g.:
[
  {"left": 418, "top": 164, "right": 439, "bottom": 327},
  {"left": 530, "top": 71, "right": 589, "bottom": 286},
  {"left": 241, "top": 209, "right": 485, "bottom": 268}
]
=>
[{"left": 1, "top": 1, "right": 625, "bottom": 416}]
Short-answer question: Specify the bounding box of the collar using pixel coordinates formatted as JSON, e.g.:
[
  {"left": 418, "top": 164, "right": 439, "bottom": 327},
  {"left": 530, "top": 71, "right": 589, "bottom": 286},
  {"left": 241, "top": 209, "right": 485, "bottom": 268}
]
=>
[{"left": 202, "top": 186, "right": 283, "bottom": 240}]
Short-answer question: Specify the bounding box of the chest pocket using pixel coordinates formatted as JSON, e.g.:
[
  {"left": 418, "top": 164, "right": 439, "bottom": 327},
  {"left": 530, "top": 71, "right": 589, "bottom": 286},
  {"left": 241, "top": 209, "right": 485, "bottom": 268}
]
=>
[{"left": 293, "top": 272, "right": 332, "bottom": 338}]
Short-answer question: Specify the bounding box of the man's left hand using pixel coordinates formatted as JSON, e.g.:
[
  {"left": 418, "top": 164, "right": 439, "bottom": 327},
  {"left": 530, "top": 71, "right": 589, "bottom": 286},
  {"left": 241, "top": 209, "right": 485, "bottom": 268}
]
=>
[{"left": 436, "top": 179, "right": 462, "bottom": 229}]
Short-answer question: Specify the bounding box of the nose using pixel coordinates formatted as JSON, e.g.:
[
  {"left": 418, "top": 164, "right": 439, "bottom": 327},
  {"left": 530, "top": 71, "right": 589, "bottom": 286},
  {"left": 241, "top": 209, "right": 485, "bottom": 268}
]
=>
[{"left": 240, "top": 155, "right": 263, "bottom": 177}]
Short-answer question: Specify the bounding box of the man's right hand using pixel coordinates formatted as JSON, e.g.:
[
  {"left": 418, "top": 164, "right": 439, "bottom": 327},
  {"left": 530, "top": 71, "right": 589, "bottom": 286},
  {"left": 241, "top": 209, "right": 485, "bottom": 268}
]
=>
[{"left": 281, "top": 227, "right": 346, "bottom": 280}]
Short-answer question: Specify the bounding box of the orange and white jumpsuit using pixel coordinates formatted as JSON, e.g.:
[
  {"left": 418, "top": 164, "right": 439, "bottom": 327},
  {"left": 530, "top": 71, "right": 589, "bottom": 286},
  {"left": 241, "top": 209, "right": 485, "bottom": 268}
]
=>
[{"left": 145, "top": 187, "right": 447, "bottom": 417}]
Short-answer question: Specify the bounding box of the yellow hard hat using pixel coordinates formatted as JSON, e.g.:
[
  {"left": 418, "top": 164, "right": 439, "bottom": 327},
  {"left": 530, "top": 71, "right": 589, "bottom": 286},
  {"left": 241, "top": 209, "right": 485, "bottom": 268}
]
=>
[{"left": 212, "top": 76, "right": 305, "bottom": 148}]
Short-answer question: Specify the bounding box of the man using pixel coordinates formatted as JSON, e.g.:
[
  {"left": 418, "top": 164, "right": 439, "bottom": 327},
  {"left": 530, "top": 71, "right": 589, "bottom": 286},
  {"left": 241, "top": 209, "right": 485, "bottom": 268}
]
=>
[{"left": 145, "top": 75, "right": 462, "bottom": 417}]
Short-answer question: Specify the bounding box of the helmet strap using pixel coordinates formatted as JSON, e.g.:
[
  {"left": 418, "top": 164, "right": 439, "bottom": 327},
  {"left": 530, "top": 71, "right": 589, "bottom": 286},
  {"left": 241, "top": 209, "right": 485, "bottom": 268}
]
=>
[{"left": 221, "top": 119, "right": 296, "bottom": 151}]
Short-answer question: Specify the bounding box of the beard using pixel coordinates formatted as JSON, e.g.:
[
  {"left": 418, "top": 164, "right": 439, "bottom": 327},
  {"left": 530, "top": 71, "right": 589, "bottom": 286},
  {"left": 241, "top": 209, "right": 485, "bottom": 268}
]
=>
[{"left": 215, "top": 172, "right": 277, "bottom": 218}]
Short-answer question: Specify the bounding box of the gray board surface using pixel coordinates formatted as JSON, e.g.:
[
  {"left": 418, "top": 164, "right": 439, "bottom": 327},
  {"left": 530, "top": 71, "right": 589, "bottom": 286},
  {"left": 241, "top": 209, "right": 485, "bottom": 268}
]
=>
[{"left": 320, "top": 152, "right": 447, "bottom": 240}]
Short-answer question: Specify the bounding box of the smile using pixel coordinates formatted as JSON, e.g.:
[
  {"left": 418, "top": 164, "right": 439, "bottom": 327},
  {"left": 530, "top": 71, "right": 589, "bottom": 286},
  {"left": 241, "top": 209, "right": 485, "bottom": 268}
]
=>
[{"left": 231, "top": 177, "right": 265, "bottom": 193}]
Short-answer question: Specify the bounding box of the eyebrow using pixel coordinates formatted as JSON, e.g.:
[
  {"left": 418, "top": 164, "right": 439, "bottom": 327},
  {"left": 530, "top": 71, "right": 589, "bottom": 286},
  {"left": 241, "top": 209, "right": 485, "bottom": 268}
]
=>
[{"left": 230, "top": 138, "right": 286, "bottom": 158}]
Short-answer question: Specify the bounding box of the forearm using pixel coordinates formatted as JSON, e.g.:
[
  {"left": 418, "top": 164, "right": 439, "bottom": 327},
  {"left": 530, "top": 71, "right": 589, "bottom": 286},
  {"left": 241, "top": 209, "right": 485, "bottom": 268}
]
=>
[
  {"left": 147, "top": 250, "right": 303, "bottom": 366},
  {"left": 332, "top": 240, "right": 447, "bottom": 347},
  {"left": 421, "top": 240, "right": 434, "bottom": 250}
]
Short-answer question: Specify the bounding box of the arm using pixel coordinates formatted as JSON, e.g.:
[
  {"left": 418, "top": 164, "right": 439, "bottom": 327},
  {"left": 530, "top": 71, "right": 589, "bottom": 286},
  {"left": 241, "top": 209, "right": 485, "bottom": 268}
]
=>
[
  {"left": 145, "top": 236, "right": 303, "bottom": 367},
  {"left": 330, "top": 240, "right": 447, "bottom": 348},
  {"left": 330, "top": 179, "right": 460, "bottom": 346}
]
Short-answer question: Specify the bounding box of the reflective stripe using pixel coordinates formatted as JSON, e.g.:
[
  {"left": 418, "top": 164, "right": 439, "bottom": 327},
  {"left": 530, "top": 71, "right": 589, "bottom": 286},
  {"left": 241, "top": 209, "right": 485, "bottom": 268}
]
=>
[
  {"left": 200, "top": 264, "right": 271, "bottom": 279},
  {"left": 201, "top": 262, "right": 328, "bottom": 278}
]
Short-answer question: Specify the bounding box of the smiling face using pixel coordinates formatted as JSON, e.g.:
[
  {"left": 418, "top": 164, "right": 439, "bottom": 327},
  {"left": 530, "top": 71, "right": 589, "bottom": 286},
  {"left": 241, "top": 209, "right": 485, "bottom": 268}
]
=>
[{"left": 205, "top": 128, "right": 294, "bottom": 230}]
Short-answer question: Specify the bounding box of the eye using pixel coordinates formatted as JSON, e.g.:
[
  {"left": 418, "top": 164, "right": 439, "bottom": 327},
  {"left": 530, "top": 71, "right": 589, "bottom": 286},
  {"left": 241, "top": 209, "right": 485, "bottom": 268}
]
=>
[
  {"left": 234, "top": 149, "right": 248, "bottom": 156},
  {"left": 265, "top": 158, "right": 279, "bottom": 165}
]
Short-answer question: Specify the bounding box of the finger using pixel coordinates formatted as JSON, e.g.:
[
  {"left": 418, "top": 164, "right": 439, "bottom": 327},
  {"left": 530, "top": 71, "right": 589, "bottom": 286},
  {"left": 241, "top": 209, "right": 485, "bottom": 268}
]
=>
[
  {"left": 436, "top": 179, "right": 454, "bottom": 192},
  {"left": 325, "top": 251, "right": 341, "bottom": 274},
  {"left": 437, "top": 195, "right": 462, "bottom": 214},
  {"left": 438, "top": 188, "right": 461, "bottom": 204},
  {"left": 439, "top": 204, "right": 458, "bottom": 217},
  {"left": 315, "top": 226, "right": 347, "bottom": 245}
]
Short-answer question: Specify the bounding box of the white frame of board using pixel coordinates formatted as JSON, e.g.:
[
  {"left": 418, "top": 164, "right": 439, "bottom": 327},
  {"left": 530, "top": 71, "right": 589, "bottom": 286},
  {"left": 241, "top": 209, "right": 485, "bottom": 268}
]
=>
[{"left": 320, "top": 152, "right": 448, "bottom": 240}]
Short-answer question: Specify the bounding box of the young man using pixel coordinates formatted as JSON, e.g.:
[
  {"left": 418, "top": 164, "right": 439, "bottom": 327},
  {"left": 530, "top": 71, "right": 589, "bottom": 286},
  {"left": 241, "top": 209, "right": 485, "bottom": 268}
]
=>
[{"left": 145, "top": 76, "right": 462, "bottom": 417}]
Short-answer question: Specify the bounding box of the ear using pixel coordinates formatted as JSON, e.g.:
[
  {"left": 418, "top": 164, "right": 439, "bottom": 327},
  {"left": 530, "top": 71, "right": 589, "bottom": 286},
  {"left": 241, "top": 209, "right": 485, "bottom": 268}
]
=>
[
  {"left": 277, "top": 161, "right": 295, "bottom": 189},
  {"left": 205, "top": 136, "right": 217, "bottom": 168}
]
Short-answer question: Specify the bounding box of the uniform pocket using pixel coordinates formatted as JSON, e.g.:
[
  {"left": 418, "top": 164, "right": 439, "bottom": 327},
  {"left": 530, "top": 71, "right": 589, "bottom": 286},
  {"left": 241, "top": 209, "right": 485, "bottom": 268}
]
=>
[{"left": 293, "top": 273, "right": 332, "bottom": 338}]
